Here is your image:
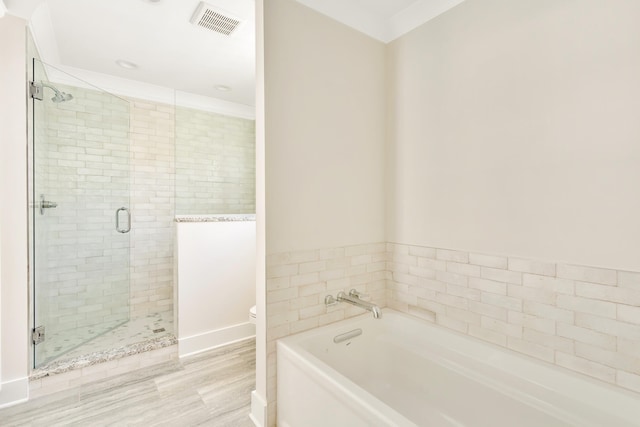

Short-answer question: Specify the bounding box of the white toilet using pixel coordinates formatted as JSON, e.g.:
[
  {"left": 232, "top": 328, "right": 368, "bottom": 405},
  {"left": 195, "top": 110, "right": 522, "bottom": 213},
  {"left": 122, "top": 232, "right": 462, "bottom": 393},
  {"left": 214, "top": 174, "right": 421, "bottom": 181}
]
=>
[{"left": 249, "top": 305, "right": 256, "bottom": 324}]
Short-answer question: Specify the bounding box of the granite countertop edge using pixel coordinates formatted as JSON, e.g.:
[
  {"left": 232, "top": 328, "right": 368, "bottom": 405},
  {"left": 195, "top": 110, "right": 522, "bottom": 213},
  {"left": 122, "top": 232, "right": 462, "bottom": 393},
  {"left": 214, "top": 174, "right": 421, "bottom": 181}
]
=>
[{"left": 174, "top": 214, "right": 256, "bottom": 223}]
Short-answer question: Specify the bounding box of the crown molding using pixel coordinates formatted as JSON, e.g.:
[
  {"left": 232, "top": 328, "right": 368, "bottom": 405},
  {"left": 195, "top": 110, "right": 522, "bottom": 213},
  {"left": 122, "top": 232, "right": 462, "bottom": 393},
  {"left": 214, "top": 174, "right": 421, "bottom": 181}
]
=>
[
  {"left": 295, "top": 0, "right": 466, "bottom": 43},
  {"left": 295, "top": 0, "right": 389, "bottom": 42},
  {"left": 388, "top": 0, "right": 465, "bottom": 42}
]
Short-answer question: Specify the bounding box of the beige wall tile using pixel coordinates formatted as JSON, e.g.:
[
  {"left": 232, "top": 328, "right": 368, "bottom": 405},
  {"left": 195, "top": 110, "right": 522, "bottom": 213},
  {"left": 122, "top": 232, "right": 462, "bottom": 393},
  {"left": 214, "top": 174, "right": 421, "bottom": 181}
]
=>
[{"left": 557, "top": 264, "right": 617, "bottom": 286}]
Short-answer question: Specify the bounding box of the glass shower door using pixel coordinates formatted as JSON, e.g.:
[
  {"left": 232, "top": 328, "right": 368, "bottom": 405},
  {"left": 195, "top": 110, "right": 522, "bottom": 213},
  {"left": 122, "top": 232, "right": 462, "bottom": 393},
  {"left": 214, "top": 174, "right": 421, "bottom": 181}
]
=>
[{"left": 31, "top": 59, "right": 132, "bottom": 367}]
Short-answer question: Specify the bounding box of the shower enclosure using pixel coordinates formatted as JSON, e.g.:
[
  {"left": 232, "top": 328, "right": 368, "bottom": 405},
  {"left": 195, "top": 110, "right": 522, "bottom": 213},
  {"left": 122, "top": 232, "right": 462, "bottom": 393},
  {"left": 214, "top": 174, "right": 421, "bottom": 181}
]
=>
[{"left": 30, "top": 59, "right": 132, "bottom": 368}]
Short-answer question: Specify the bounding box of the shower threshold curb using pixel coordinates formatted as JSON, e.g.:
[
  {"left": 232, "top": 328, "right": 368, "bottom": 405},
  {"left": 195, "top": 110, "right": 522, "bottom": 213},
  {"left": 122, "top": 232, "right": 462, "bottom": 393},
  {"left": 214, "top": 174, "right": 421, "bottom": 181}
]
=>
[{"left": 31, "top": 334, "right": 178, "bottom": 380}]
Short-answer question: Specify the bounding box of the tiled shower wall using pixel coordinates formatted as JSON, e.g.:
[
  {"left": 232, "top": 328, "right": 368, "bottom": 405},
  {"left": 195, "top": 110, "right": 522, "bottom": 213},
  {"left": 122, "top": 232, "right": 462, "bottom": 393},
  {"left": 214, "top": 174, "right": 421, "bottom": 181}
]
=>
[
  {"left": 175, "top": 106, "right": 256, "bottom": 215},
  {"left": 129, "top": 100, "right": 256, "bottom": 317},
  {"left": 38, "top": 82, "right": 255, "bottom": 342},
  {"left": 266, "top": 242, "right": 640, "bottom": 424}
]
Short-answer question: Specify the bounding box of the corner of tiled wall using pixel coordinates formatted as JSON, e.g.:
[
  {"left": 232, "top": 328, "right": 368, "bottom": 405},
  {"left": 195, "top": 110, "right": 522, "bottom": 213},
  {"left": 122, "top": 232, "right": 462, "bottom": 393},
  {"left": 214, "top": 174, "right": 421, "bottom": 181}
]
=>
[
  {"left": 129, "top": 98, "right": 176, "bottom": 319},
  {"left": 126, "top": 98, "right": 257, "bottom": 320},
  {"left": 265, "top": 242, "right": 388, "bottom": 424}
]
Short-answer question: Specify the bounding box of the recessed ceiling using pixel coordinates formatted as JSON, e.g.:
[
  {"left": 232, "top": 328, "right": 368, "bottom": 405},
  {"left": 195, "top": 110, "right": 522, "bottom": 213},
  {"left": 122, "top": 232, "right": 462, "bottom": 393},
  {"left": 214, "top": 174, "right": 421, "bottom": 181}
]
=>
[
  {"left": 30, "top": 0, "right": 255, "bottom": 107},
  {"left": 9, "top": 0, "right": 465, "bottom": 115}
]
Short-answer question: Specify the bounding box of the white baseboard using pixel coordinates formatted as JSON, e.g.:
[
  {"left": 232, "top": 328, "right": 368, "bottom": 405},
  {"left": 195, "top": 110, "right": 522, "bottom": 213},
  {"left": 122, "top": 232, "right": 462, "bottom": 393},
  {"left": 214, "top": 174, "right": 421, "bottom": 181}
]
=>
[
  {"left": 0, "top": 377, "right": 29, "bottom": 409},
  {"left": 178, "top": 322, "right": 256, "bottom": 358},
  {"left": 250, "top": 390, "right": 267, "bottom": 427}
]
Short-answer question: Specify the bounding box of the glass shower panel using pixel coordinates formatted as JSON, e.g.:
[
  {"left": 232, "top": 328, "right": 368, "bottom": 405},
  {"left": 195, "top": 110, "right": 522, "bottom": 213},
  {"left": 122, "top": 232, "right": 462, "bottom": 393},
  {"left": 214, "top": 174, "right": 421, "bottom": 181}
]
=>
[{"left": 32, "top": 59, "right": 131, "bottom": 367}]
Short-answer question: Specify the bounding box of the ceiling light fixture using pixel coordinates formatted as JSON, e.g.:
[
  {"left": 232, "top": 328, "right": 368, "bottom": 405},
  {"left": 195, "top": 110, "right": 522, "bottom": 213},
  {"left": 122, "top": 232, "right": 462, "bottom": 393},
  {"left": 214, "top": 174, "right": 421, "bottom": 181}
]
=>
[
  {"left": 215, "top": 85, "right": 231, "bottom": 92},
  {"left": 116, "top": 60, "right": 138, "bottom": 70}
]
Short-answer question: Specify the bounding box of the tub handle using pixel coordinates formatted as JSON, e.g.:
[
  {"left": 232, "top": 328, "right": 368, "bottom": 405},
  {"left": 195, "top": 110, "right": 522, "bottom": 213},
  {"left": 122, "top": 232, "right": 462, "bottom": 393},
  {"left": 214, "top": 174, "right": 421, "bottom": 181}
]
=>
[
  {"left": 333, "top": 328, "right": 362, "bottom": 343},
  {"left": 349, "top": 289, "right": 369, "bottom": 299},
  {"left": 324, "top": 295, "right": 337, "bottom": 306}
]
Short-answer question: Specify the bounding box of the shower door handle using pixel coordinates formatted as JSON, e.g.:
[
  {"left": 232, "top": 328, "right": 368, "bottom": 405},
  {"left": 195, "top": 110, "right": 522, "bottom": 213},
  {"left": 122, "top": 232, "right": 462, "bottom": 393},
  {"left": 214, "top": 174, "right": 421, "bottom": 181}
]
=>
[{"left": 115, "top": 207, "right": 131, "bottom": 233}]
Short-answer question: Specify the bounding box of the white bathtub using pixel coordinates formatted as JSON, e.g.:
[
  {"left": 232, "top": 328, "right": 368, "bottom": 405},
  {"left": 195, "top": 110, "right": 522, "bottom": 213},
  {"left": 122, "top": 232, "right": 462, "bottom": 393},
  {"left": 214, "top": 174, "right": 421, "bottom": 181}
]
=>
[{"left": 277, "top": 310, "right": 640, "bottom": 427}]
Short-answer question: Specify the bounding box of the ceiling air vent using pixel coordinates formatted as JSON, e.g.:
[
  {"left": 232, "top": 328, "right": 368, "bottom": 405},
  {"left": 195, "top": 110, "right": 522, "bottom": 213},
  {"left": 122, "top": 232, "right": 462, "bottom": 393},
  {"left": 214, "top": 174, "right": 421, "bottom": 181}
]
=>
[{"left": 190, "top": 2, "right": 242, "bottom": 36}]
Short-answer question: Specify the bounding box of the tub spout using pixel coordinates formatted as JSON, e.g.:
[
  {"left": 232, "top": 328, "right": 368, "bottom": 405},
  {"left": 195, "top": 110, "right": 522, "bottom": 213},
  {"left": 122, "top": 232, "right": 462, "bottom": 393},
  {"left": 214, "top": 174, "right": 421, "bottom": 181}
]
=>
[{"left": 336, "top": 290, "right": 382, "bottom": 319}]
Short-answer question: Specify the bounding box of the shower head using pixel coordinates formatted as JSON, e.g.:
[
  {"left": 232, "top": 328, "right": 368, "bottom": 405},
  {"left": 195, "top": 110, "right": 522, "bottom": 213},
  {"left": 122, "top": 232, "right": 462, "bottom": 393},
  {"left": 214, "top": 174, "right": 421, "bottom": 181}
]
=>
[
  {"left": 39, "top": 82, "right": 74, "bottom": 103},
  {"left": 51, "top": 91, "right": 73, "bottom": 103}
]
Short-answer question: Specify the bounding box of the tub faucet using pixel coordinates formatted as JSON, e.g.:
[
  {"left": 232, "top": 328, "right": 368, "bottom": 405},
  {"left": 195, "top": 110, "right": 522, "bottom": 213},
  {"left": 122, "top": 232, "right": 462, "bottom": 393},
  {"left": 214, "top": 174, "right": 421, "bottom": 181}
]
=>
[{"left": 335, "top": 289, "right": 382, "bottom": 319}]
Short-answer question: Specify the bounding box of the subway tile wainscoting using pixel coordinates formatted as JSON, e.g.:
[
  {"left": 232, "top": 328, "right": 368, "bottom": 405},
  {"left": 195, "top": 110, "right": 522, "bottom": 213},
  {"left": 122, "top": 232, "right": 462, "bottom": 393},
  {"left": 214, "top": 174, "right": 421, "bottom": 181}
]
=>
[
  {"left": 387, "top": 243, "right": 640, "bottom": 393},
  {"left": 266, "top": 242, "right": 640, "bottom": 424},
  {"left": 265, "top": 243, "right": 388, "bottom": 425}
]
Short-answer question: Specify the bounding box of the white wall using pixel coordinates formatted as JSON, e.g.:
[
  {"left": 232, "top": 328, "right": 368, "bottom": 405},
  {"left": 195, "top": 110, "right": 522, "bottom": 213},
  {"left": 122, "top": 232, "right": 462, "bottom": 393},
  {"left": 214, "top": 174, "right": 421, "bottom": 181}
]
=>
[
  {"left": 260, "top": 0, "right": 640, "bottom": 423},
  {"left": 253, "top": 0, "right": 267, "bottom": 425},
  {"left": 176, "top": 221, "right": 256, "bottom": 357},
  {"left": 0, "top": 13, "right": 29, "bottom": 406},
  {"left": 265, "top": 0, "right": 387, "bottom": 256},
  {"left": 386, "top": 0, "right": 640, "bottom": 272},
  {"left": 263, "top": 1, "right": 386, "bottom": 425}
]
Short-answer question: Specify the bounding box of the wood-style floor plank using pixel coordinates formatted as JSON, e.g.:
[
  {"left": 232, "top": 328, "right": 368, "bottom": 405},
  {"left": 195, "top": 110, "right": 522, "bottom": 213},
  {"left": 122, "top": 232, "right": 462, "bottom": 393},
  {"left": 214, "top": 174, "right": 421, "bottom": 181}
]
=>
[{"left": 0, "top": 339, "right": 256, "bottom": 427}]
